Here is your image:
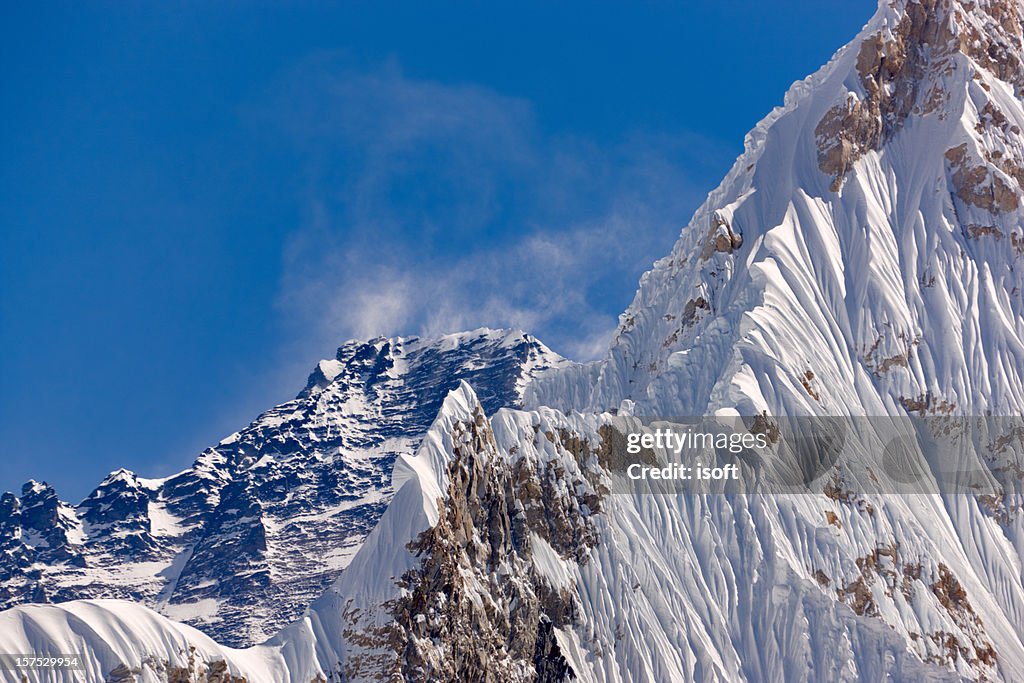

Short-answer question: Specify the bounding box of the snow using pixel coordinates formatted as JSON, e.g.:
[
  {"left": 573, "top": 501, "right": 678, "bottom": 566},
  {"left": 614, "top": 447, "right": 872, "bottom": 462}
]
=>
[
  {"left": 161, "top": 598, "right": 221, "bottom": 622},
  {"left": 146, "top": 501, "right": 185, "bottom": 537},
  {"left": 315, "top": 359, "right": 345, "bottom": 384},
  {"left": 6, "top": 1, "right": 1024, "bottom": 680},
  {"left": 0, "top": 600, "right": 282, "bottom": 683},
  {"left": 530, "top": 532, "right": 574, "bottom": 589}
]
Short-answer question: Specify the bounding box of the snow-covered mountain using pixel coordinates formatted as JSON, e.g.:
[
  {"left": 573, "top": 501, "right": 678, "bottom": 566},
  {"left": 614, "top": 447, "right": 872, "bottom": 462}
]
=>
[
  {"left": 0, "top": 329, "right": 568, "bottom": 647},
  {"left": 0, "top": 383, "right": 991, "bottom": 682},
  {"left": 5, "top": 0, "right": 1024, "bottom": 680}
]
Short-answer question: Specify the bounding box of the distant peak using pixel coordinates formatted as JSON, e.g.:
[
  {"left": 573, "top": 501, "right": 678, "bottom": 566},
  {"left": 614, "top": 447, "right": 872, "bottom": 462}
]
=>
[
  {"left": 301, "top": 328, "right": 558, "bottom": 398},
  {"left": 20, "top": 480, "right": 52, "bottom": 497},
  {"left": 98, "top": 468, "right": 141, "bottom": 487}
]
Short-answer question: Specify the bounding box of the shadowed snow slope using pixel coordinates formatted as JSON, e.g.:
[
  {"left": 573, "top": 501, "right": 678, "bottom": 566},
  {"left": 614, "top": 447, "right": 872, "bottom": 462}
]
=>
[
  {"left": 6, "top": 0, "right": 1024, "bottom": 680},
  {"left": 0, "top": 329, "right": 568, "bottom": 647}
]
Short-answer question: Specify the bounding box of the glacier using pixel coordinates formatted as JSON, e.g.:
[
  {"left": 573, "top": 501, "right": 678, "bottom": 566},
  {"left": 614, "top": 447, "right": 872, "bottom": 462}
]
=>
[{"left": 4, "top": 0, "right": 1024, "bottom": 680}]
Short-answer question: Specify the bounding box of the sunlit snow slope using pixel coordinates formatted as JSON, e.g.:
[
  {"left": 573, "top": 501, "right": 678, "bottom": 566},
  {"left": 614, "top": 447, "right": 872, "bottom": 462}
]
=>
[{"left": 5, "top": 0, "right": 1024, "bottom": 680}]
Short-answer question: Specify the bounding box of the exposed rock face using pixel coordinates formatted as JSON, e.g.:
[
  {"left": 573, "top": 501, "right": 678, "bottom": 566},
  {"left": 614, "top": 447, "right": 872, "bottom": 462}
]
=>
[
  {"left": 816, "top": 0, "right": 1024, "bottom": 207},
  {"left": 78, "top": 470, "right": 161, "bottom": 559},
  {"left": 815, "top": 0, "right": 957, "bottom": 190},
  {"left": 331, "top": 396, "right": 599, "bottom": 682},
  {"left": 946, "top": 142, "right": 1020, "bottom": 213},
  {"left": 0, "top": 481, "right": 85, "bottom": 605},
  {"left": 388, "top": 410, "right": 584, "bottom": 682},
  {"left": 700, "top": 212, "right": 744, "bottom": 261},
  {"left": 955, "top": 0, "right": 1024, "bottom": 94},
  {"left": 0, "top": 329, "right": 569, "bottom": 647}
]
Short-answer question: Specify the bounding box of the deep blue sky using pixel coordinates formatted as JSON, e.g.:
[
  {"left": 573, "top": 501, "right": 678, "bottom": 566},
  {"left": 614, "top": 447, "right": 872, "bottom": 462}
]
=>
[{"left": 0, "top": 1, "right": 875, "bottom": 501}]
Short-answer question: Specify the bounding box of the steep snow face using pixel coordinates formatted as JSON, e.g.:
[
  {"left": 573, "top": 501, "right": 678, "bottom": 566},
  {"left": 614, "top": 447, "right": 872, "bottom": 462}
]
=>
[
  {"left": 531, "top": 0, "right": 1024, "bottom": 421},
  {"left": 0, "top": 329, "right": 568, "bottom": 647},
  {"left": 0, "top": 385, "right": 991, "bottom": 682},
  {"left": 522, "top": 0, "right": 1024, "bottom": 679}
]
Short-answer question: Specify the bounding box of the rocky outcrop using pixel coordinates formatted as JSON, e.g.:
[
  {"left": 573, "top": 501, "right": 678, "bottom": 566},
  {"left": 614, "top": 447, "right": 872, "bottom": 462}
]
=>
[
  {"left": 816, "top": 0, "right": 1024, "bottom": 199},
  {"left": 945, "top": 143, "right": 1020, "bottom": 213},
  {"left": 335, "top": 400, "right": 600, "bottom": 682},
  {"left": 385, "top": 409, "right": 589, "bottom": 679},
  {"left": 816, "top": 0, "right": 957, "bottom": 190},
  {"left": 0, "top": 330, "right": 570, "bottom": 647},
  {"left": 699, "top": 212, "right": 743, "bottom": 261}
]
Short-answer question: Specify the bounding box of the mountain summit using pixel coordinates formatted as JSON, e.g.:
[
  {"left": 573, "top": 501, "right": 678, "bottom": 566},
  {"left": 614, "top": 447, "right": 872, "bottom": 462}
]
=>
[
  {"left": 4, "top": 1, "right": 1024, "bottom": 681},
  {"left": 0, "top": 329, "right": 568, "bottom": 646},
  {"left": 532, "top": 0, "right": 1024, "bottom": 421}
]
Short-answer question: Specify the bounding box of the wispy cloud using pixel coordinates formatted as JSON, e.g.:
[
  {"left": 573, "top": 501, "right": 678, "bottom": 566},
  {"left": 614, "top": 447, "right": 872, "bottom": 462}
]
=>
[{"left": 262, "top": 57, "right": 733, "bottom": 364}]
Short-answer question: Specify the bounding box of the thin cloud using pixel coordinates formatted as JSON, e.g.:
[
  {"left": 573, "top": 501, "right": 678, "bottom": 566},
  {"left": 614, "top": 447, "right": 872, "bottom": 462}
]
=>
[{"left": 262, "top": 57, "right": 733, "bottom": 365}]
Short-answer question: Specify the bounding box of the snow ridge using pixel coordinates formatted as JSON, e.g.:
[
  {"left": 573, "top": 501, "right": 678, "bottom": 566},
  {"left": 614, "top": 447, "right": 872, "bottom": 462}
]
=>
[
  {"left": 0, "top": 329, "right": 568, "bottom": 646},
  {"left": 6, "top": 0, "right": 1024, "bottom": 680}
]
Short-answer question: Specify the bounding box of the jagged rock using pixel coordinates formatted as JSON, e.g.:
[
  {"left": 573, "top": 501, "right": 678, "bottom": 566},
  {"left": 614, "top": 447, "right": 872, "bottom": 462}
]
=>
[
  {"left": 0, "top": 329, "right": 569, "bottom": 646},
  {"left": 6, "top": 0, "right": 1024, "bottom": 680}
]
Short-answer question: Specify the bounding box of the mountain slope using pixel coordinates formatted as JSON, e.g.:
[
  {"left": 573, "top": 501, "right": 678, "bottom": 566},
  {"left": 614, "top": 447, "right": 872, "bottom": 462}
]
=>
[
  {"left": 0, "top": 329, "right": 568, "bottom": 647},
  {"left": 526, "top": 0, "right": 1024, "bottom": 676},
  {"left": 531, "top": 0, "right": 1024, "bottom": 421},
  {"left": 5, "top": 0, "right": 1024, "bottom": 681},
  {"left": 0, "top": 384, "right": 980, "bottom": 681},
  {"left": 274, "top": 383, "right": 980, "bottom": 682}
]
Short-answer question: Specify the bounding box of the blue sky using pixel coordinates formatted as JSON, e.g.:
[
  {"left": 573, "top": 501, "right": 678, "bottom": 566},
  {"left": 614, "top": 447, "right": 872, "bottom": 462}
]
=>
[{"left": 0, "top": 1, "right": 874, "bottom": 501}]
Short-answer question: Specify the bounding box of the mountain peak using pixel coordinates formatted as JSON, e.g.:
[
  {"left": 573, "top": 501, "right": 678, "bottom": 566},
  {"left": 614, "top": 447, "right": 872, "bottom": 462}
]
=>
[
  {"left": 816, "top": 0, "right": 1024, "bottom": 192},
  {"left": 20, "top": 479, "right": 51, "bottom": 497},
  {"left": 0, "top": 328, "right": 574, "bottom": 647},
  {"left": 302, "top": 327, "right": 567, "bottom": 400},
  {"left": 526, "top": 0, "right": 1024, "bottom": 422}
]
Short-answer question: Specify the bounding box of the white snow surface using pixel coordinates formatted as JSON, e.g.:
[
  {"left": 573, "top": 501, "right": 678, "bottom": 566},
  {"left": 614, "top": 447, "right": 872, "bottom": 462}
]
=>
[
  {"left": 0, "top": 383, "right": 983, "bottom": 681},
  {"left": 6, "top": 1, "right": 1024, "bottom": 680},
  {"left": 0, "top": 600, "right": 285, "bottom": 683}
]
